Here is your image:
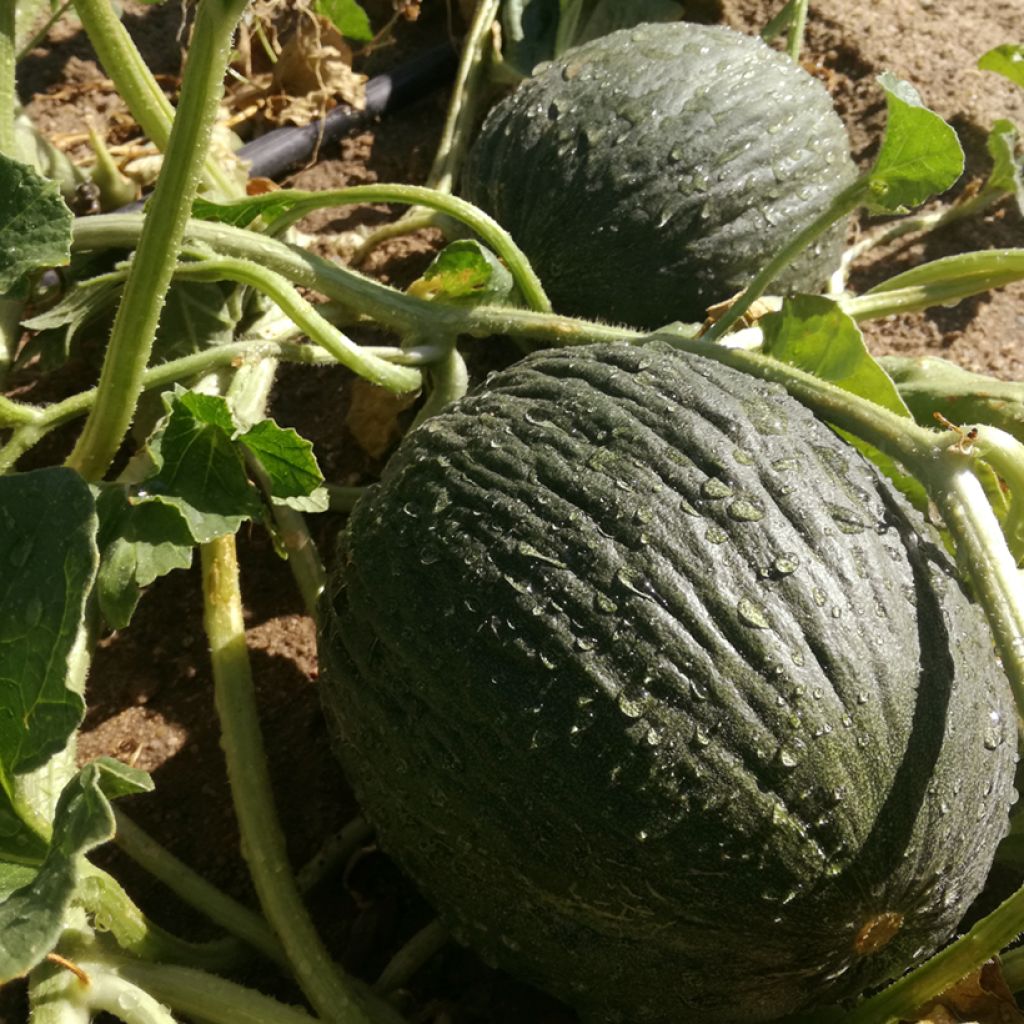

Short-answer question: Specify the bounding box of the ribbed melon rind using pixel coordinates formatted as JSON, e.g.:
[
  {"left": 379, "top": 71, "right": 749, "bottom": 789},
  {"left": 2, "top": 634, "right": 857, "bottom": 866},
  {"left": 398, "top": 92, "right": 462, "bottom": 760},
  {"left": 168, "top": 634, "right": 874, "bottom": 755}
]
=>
[
  {"left": 461, "top": 22, "right": 858, "bottom": 328},
  {"left": 320, "top": 343, "right": 1015, "bottom": 1023}
]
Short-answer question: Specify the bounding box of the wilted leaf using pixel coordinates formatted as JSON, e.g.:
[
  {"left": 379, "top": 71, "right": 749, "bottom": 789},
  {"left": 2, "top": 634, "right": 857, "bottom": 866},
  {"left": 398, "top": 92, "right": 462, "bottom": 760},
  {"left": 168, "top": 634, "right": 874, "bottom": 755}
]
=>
[
  {"left": 346, "top": 377, "right": 418, "bottom": 459},
  {"left": 407, "top": 239, "right": 516, "bottom": 306},
  {"left": 911, "top": 959, "right": 1024, "bottom": 1023}
]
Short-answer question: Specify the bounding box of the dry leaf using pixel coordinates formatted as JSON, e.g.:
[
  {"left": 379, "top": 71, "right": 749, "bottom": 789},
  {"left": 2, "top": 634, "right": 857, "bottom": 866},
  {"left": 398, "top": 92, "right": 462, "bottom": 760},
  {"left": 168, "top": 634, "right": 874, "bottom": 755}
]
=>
[
  {"left": 345, "top": 378, "right": 419, "bottom": 459},
  {"left": 270, "top": 17, "right": 366, "bottom": 123},
  {"left": 910, "top": 959, "right": 1024, "bottom": 1024}
]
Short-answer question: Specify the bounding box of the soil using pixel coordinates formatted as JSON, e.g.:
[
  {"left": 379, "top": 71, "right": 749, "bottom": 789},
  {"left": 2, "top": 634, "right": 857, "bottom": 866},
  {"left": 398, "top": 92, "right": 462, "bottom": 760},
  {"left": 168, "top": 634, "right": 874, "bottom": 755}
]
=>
[{"left": 4, "top": 1, "right": 1024, "bottom": 1022}]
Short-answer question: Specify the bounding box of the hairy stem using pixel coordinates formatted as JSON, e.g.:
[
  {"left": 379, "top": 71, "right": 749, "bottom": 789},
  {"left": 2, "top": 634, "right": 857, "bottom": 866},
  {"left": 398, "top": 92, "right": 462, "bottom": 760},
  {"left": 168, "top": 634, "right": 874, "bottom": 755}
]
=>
[
  {"left": 702, "top": 179, "right": 866, "bottom": 342},
  {"left": 72, "top": 214, "right": 657, "bottom": 346},
  {"left": 72, "top": 0, "right": 238, "bottom": 196},
  {"left": 0, "top": 338, "right": 334, "bottom": 473},
  {"left": 66, "top": 0, "right": 249, "bottom": 481},
  {"left": 179, "top": 256, "right": 423, "bottom": 392},
  {"left": 113, "top": 809, "right": 287, "bottom": 970},
  {"left": 201, "top": 535, "right": 402, "bottom": 1024},
  {"left": 220, "top": 183, "right": 551, "bottom": 313},
  {"left": 83, "top": 955, "right": 319, "bottom": 1024}
]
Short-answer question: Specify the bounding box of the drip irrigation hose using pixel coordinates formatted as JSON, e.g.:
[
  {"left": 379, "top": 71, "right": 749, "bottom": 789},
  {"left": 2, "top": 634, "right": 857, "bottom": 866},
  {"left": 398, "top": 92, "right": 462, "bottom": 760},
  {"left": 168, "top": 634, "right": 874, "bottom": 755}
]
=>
[{"left": 238, "top": 41, "right": 458, "bottom": 180}]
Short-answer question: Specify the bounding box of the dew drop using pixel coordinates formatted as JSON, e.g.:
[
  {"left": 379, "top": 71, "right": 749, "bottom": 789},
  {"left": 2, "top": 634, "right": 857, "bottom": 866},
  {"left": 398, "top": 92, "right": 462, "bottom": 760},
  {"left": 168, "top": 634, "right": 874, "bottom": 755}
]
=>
[
  {"left": 701, "top": 477, "right": 734, "bottom": 500},
  {"left": 618, "top": 693, "right": 644, "bottom": 719},
  {"left": 737, "top": 597, "right": 770, "bottom": 630},
  {"left": 771, "top": 553, "right": 800, "bottom": 576},
  {"left": 727, "top": 499, "right": 765, "bottom": 522}
]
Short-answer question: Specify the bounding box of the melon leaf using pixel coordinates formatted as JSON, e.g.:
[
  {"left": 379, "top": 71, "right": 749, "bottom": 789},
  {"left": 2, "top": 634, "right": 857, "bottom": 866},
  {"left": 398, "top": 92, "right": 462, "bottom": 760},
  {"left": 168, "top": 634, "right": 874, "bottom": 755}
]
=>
[
  {"left": 760, "top": 295, "right": 910, "bottom": 419},
  {"left": 984, "top": 119, "right": 1024, "bottom": 215},
  {"left": 0, "top": 759, "right": 152, "bottom": 985},
  {"left": 0, "top": 469, "right": 96, "bottom": 785},
  {"left": 866, "top": 74, "right": 964, "bottom": 213},
  {"left": 0, "top": 154, "right": 73, "bottom": 298},
  {"left": 978, "top": 44, "right": 1024, "bottom": 90}
]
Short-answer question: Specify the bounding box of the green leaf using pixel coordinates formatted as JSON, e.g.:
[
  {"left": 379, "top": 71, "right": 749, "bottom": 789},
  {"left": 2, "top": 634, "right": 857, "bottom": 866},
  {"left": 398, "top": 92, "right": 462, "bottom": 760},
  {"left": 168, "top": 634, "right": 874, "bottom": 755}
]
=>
[
  {"left": 882, "top": 353, "right": 1024, "bottom": 445},
  {"left": 0, "top": 469, "right": 97, "bottom": 786},
  {"left": 0, "top": 787, "right": 48, "bottom": 871},
  {"left": 95, "top": 488, "right": 195, "bottom": 630},
  {"left": 978, "top": 43, "right": 1024, "bottom": 89},
  {"left": 562, "top": 0, "right": 682, "bottom": 50},
  {"left": 240, "top": 419, "right": 325, "bottom": 500},
  {"left": 146, "top": 391, "right": 262, "bottom": 543},
  {"left": 0, "top": 153, "right": 74, "bottom": 297},
  {"left": 156, "top": 278, "right": 243, "bottom": 361},
  {"left": 0, "top": 758, "right": 151, "bottom": 984},
  {"left": 984, "top": 119, "right": 1024, "bottom": 214},
  {"left": 502, "top": 0, "right": 560, "bottom": 76},
  {"left": 866, "top": 74, "right": 964, "bottom": 213},
  {"left": 862, "top": 248, "right": 1024, "bottom": 303},
  {"left": 314, "top": 0, "right": 373, "bottom": 41},
  {"left": 406, "top": 239, "right": 516, "bottom": 306},
  {"left": 760, "top": 295, "right": 911, "bottom": 419}
]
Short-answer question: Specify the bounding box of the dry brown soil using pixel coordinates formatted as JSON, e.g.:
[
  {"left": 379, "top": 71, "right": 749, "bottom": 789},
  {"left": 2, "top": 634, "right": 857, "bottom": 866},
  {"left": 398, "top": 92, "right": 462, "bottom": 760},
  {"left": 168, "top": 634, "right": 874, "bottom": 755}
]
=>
[{"left": 4, "top": 0, "right": 1024, "bottom": 1021}]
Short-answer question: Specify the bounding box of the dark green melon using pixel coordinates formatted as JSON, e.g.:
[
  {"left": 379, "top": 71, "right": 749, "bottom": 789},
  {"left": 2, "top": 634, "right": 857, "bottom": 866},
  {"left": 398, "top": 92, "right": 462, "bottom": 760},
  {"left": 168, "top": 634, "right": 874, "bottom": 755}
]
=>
[
  {"left": 319, "top": 344, "right": 1016, "bottom": 1023},
  {"left": 461, "top": 22, "right": 858, "bottom": 328}
]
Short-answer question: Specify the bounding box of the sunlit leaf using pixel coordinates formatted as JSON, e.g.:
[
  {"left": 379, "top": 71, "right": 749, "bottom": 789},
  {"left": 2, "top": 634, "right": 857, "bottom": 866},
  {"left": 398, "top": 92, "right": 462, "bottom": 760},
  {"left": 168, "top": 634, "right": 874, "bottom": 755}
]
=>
[
  {"left": 314, "top": 0, "right": 373, "bottom": 42},
  {"left": 866, "top": 74, "right": 964, "bottom": 213},
  {"left": 406, "top": 239, "right": 516, "bottom": 306},
  {"left": 145, "top": 391, "right": 261, "bottom": 543},
  {"left": 978, "top": 44, "right": 1024, "bottom": 90},
  {"left": 761, "top": 294, "right": 910, "bottom": 418},
  {"left": 240, "top": 418, "right": 325, "bottom": 501}
]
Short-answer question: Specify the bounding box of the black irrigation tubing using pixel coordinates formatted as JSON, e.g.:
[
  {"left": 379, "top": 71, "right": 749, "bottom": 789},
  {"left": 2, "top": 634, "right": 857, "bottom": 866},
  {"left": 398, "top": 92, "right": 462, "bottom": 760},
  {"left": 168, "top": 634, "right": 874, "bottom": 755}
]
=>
[{"left": 238, "top": 40, "right": 459, "bottom": 180}]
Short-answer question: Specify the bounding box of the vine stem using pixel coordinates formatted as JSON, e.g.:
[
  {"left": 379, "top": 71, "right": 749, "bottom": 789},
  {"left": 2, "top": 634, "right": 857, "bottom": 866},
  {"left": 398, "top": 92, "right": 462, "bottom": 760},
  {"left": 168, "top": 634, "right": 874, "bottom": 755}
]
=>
[
  {"left": 785, "top": 0, "right": 809, "bottom": 61},
  {"left": 112, "top": 809, "right": 287, "bottom": 970},
  {"left": 65, "top": 0, "right": 250, "bottom": 482},
  {"left": 702, "top": 180, "right": 865, "bottom": 343},
  {"left": 72, "top": 214, "right": 651, "bottom": 345},
  {"left": 373, "top": 920, "right": 448, "bottom": 994},
  {"left": 0, "top": 0, "right": 19, "bottom": 387},
  {"left": 838, "top": 190, "right": 1007, "bottom": 282},
  {"left": 180, "top": 256, "right": 423, "bottom": 392},
  {"left": 72, "top": 0, "right": 238, "bottom": 196},
  {"left": 353, "top": 0, "right": 501, "bottom": 262},
  {"left": 0, "top": 338, "right": 335, "bottom": 473},
  {"left": 79, "top": 954, "right": 319, "bottom": 1024},
  {"left": 200, "top": 534, "right": 403, "bottom": 1024},
  {"left": 0, "top": 0, "right": 15, "bottom": 153},
  {"left": 228, "top": 182, "right": 552, "bottom": 313}
]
